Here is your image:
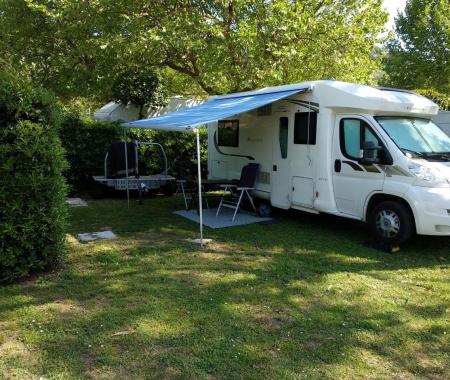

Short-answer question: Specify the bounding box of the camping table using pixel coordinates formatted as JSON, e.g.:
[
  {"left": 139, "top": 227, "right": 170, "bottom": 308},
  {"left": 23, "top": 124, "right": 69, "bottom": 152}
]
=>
[{"left": 186, "top": 178, "right": 239, "bottom": 212}]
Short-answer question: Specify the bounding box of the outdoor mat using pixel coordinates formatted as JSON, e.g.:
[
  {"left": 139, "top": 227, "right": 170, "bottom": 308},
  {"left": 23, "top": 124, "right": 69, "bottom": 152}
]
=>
[
  {"left": 174, "top": 208, "right": 272, "bottom": 229},
  {"left": 77, "top": 231, "right": 117, "bottom": 242}
]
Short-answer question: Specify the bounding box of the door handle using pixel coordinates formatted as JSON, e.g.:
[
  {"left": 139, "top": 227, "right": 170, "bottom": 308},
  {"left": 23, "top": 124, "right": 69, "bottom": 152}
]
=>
[{"left": 334, "top": 159, "right": 341, "bottom": 173}]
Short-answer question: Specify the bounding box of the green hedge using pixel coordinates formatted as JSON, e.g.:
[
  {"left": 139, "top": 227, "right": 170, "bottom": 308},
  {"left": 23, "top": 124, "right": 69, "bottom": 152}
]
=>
[
  {"left": 149, "top": 128, "right": 208, "bottom": 174},
  {"left": 0, "top": 73, "right": 67, "bottom": 282},
  {"left": 59, "top": 114, "right": 208, "bottom": 194},
  {"left": 129, "top": 128, "right": 208, "bottom": 176},
  {"left": 59, "top": 114, "right": 123, "bottom": 193}
]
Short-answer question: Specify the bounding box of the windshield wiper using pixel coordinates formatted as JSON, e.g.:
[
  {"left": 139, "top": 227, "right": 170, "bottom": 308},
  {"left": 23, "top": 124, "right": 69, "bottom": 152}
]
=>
[
  {"left": 421, "top": 152, "right": 450, "bottom": 161},
  {"left": 400, "top": 148, "right": 424, "bottom": 157}
]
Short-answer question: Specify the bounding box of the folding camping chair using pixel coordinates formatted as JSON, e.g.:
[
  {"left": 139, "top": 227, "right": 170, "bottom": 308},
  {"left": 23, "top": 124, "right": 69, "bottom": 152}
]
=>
[{"left": 216, "top": 163, "right": 260, "bottom": 222}]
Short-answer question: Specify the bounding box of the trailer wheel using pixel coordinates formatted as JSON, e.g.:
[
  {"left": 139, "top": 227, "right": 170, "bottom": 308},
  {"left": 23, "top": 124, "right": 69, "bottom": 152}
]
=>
[{"left": 368, "top": 201, "right": 414, "bottom": 245}]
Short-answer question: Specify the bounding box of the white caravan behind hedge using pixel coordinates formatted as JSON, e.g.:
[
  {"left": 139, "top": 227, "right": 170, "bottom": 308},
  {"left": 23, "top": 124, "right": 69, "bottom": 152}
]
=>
[{"left": 207, "top": 80, "right": 450, "bottom": 244}]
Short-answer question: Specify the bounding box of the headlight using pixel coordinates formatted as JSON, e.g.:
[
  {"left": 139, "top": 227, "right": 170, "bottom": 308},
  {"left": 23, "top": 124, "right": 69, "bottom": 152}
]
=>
[{"left": 408, "top": 161, "right": 449, "bottom": 187}]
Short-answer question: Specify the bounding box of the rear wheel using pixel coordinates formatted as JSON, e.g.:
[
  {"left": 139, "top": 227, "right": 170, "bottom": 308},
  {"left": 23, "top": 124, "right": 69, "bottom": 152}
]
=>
[{"left": 369, "top": 201, "right": 414, "bottom": 245}]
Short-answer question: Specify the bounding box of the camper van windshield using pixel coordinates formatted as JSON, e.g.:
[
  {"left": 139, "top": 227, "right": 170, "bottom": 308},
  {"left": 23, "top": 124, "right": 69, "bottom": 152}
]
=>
[{"left": 376, "top": 117, "right": 450, "bottom": 157}]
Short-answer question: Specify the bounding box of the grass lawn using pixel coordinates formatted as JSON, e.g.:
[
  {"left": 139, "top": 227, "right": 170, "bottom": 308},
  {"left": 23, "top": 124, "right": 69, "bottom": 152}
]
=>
[{"left": 1, "top": 196, "right": 449, "bottom": 379}]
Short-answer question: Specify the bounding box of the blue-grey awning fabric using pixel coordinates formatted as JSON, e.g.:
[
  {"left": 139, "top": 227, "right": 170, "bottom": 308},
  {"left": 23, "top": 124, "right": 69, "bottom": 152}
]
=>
[{"left": 123, "top": 87, "right": 309, "bottom": 132}]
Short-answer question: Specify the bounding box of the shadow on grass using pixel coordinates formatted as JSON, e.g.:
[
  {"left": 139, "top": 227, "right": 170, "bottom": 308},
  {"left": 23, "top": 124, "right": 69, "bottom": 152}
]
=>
[{"left": 0, "top": 197, "right": 449, "bottom": 379}]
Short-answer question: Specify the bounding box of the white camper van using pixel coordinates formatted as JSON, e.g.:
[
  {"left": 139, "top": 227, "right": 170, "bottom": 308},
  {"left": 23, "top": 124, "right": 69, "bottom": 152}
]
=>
[{"left": 207, "top": 80, "right": 450, "bottom": 244}]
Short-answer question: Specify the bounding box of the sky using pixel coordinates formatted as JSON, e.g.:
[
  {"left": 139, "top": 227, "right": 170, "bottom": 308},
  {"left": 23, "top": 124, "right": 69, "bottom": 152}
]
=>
[{"left": 383, "top": 0, "right": 407, "bottom": 30}]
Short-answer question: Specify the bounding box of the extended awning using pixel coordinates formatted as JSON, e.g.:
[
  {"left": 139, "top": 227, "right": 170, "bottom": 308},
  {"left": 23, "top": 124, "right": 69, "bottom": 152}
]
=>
[
  {"left": 123, "top": 87, "right": 309, "bottom": 132},
  {"left": 121, "top": 84, "right": 309, "bottom": 246}
]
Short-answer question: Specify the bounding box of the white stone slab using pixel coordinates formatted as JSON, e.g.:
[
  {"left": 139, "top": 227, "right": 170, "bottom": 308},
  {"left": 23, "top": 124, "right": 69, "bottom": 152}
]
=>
[
  {"left": 186, "top": 238, "right": 213, "bottom": 245},
  {"left": 77, "top": 231, "right": 117, "bottom": 242},
  {"left": 67, "top": 198, "right": 88, "bottom": 207}
]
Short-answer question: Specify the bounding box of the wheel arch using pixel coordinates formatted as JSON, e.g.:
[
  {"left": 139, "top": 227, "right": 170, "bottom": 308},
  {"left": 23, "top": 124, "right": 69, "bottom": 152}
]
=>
[{"left": 364, "top": 192, "right": 417, "bottom": 232}]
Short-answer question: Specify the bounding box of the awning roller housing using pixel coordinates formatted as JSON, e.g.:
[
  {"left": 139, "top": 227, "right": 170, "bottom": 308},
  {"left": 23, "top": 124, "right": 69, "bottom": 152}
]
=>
[{"left": 124, "top": 87, "right": 310, "bottom": 132}]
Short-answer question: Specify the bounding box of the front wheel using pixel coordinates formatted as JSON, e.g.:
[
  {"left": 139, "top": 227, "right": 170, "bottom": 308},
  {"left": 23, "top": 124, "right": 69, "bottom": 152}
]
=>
[{"left": 368, "top": 201, "right": 414, "bottom": 245}]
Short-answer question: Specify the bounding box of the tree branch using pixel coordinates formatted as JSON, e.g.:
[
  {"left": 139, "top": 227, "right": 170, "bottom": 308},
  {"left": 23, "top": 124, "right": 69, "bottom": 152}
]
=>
[{"left": 163, "top": 58, "right": 216, "bottom": 94}]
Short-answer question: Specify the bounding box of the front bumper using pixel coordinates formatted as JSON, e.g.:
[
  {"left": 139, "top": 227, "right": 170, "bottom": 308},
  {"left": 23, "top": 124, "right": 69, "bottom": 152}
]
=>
[{"left": 407, "top": 186, "right": 450, "bottom": 235}]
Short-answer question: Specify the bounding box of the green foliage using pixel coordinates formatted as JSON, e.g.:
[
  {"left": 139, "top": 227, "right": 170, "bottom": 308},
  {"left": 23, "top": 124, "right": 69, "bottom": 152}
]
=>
[
  {"left": 150, "top": 0, "right": 388, "bottom": 94},
  {"left": 147, "top": 128, "right": 208, "bottom": 176},
  {"left": 0, "top": 70, "right": 60, "bottom": 129},
  {"left": 414, "top": 89, "right": 450, "bottom": 111},
  {"left": 382, "top": 0, "right": 450, "bottom": 93},
  {"left": 59, "top": 114, "right": 123, "bottom": 193},
  {"left": 0, "top": 0, "right": 388, "bottom": 99},
  {"left": 0, "top": 78, "right": 67, "bottom": 282},
  {"left": 61, "top": 97, "right": 104, "bottom": 118},
  {"left": 0, "top": 0, "right": 131, "bottom": 101},
  {"left": 59, "top": 113, "right": 207, "bottom": 193},
  {"left": 111, "top": 69, "right": 167, "bottom": 119}
]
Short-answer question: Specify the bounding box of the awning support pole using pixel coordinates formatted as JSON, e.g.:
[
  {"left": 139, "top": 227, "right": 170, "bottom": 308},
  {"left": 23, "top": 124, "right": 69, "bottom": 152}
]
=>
[
  {"left": 195, "top": 129, "right": 204, "bottom": 246},
  {"left": 123, "top": 127, "right": 130, "bottom": 209}
]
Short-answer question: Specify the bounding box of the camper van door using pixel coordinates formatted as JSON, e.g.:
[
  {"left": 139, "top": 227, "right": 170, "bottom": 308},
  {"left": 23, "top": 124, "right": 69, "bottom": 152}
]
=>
[
  {"left": 332, "top": 115, "right": 385, "bottom": 217},
  {"left": 271, "top": 116, "right": 291, "bottom": 208}
]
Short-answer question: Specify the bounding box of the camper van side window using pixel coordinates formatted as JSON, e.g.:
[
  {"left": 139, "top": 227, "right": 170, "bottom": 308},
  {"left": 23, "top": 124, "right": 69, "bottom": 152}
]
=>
[
  {"left": 340, "top": 119, "right": 381, "bottom": 160},
  {"left": 218, "top": 120, "right": 239, "bottom": 147},
  {"left": 279, "top": 117, "right": 289, "bottom": 159},
  {"left": 294, "top": 112, "right": 317, "bottom": 145}
]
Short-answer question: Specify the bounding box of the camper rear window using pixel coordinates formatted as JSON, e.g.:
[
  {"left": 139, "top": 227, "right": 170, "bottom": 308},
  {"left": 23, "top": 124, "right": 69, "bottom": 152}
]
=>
[
  {"left": 294, "top": 112, "right": 317, "bottom": 145},
  {"left": 218, "top": 120, "right": 239, "bottom": 147}
]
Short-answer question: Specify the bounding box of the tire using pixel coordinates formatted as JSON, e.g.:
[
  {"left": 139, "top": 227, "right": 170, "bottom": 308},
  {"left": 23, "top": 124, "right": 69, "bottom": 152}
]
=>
[{"left": 368, "top": 201, "right": 414, "bottom": 245}]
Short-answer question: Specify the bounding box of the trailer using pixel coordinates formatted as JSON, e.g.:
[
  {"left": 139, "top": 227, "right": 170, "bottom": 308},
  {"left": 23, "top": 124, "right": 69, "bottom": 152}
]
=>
[{"left": 92, "top": 141, "right": 175, "bottom": 196}]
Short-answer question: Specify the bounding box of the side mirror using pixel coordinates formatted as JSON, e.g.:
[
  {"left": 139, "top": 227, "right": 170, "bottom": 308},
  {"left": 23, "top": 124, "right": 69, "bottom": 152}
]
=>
[{"left": 359, "top": 141, "right": 381, "bottom": 165}]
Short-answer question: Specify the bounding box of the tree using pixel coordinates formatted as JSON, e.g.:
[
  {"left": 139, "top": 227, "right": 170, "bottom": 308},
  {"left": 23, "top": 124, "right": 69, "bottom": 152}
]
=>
[
  {"left": 0, "top": 0, "right": 388, "bottom": 100},
  {"left": 111, "top": 69, "right": 167, "bottom": 119},
  {"left": 382, "top": 0, "right": 449, "bottom": 93},
  {"left": 146, "top": 0, "right": 388, "bottom": 94}
]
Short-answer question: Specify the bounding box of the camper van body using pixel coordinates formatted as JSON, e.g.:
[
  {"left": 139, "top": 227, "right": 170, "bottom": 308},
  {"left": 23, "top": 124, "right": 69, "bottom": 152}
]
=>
[{"left": 207, "top": 80, "right": 450, "bottom": 242}]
